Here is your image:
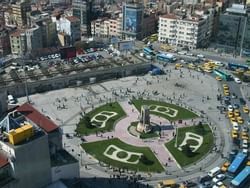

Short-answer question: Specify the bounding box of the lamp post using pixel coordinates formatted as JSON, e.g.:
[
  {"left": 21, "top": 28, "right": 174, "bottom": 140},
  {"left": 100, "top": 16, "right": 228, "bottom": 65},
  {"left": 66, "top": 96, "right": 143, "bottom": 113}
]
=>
[{"left": 175, "top": 125, "right": 178, "bottom": 148}]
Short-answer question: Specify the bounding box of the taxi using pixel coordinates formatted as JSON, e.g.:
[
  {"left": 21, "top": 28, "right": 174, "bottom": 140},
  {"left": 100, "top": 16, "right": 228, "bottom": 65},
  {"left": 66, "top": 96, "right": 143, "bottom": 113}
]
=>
[
  {"left": 243, "top": 106, "right": 249, "bottom": 114},
  {"left": 247, "top": 160, "right": 250, "bottom": 166},
  {"left": 237, "top": 117, "right": 244, "bottom": 124},
  {"left": 228, "top": 111, "right": 234, "bottom": 118},
  {"left": 234, "top": 111, "right": 240, "bottom": 117},
  {"left": 188, "top": 63, "right": 196, "bottom": 69},
  {"left": 231, "top": 130, "right": 238, "bottom": 139},
  {"left": 230, "top": 117, "right": 237, "bottom": 123},
  {"left": 216, "top": 76, "right": 222, "bottom": 81},
  {"left": 223, "top": 84, "right": 229, "bottom": 90},
  {"left": 175, "top": 63, "right": 182, "bottom": 69},
  {"left": 224, "top": 90, "right": 230, "bottom": 96},
  {"left": 241, "top": 132, "right": 249, "bottom": 140},
  {"left": 221, "top": 161, "right": 230, "bottom": 172}
]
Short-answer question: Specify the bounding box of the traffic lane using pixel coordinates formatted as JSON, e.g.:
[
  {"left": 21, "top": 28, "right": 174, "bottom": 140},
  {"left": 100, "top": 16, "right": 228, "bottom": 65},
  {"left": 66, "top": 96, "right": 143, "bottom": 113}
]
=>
[
  {"left": 151, "top": 41, "right": 245, "bottom": 64},
  {"left": 226, "top": 81, "right": 249, "bottom": 123}
]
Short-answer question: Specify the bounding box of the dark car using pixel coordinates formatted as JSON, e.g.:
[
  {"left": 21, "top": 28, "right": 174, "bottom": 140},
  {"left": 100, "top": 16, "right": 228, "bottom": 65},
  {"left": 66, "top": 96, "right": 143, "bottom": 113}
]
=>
[
  {"left": 239, "top": 98, "right": 246, "bottom": 105},
  {"left": 199, "top": 175, "right": 211, "bottom": 184},
  {"left": 184, "top": 181, "right": 197, "bottom": 187}
]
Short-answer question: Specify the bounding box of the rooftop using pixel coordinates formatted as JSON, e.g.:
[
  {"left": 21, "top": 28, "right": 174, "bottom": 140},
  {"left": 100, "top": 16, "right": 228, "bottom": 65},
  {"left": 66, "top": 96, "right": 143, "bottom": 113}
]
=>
[
  {"left": 66, "top": 16, "right": 80, "bottom": 23},
  {"left": 16, "top": 103, "right": 58, "bottom": 133}
]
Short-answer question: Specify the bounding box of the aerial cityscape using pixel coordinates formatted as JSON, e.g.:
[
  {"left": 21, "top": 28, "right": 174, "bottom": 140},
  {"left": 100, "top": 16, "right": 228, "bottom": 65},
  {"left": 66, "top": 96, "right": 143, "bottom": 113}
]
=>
[{"left": 0, "top": 0, "right": 250, "bottom": 187}]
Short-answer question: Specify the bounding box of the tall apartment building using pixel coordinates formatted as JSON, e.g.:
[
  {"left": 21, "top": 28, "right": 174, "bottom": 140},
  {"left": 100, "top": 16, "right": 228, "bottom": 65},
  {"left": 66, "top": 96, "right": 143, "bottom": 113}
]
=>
[
  {"left": 158, "top": 14, "right": 210, "bottom": 49},
  {"left": 9, "top": 29, "right": 27, "bottom": 55},
  {"left": 59, "top": 16, "right": 81, "bottom": 45},
  {"left": 217, "top": 4, "right": 250, "bottom": 53},
  {"left": 11, "top": 2, "right": 31, "bottom": 28},
  {"left": 0, "top": 103, "right": 79, "bottom": 188},
  {"left": 28, "top": 11, "right": 57, "bottom": 48},
  {"left": 25, "top": 25, "right": 43, "bottom": 52},
  {"left": 122, "top": 2, "right": 144, "bottom": 40},
  {"left": 72, "top": 0, "right": 93, "bottom": 36},
  {"left": 0, "top": 27, "right": 11, "bottom": 57},
  {"left": 91, "top": 13, "right": 122, "bottom": 38},
  {"left": 91, "top": 18, "right": 110, "bottom": 37}
]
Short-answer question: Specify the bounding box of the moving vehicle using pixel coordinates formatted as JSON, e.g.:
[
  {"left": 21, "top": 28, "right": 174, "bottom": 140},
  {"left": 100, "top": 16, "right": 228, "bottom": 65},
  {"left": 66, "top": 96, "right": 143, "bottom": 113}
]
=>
[
  {"left": 231, "top": 166, "right": 250, "bottom": 188},
  {"left": 221, "top": 162, "right": 230, "bottom": 172},
  {"left": 143, "top": 47, "right": 155, "bottom": 56},
  {"left": 7, "top": 94, "right": 15, "bottom": 104},
  {"left": 157, "top": 179, "right": 177, "bottom": 188},
  {"left": 234, "top": 77, "right": 241, "bottom": 84},
  {"left": 156, "top": 53, "right": 177, "bottom": 63},
  {"left": 228, "top": 152, "right": 247, "bottom": 175},
  {"left": 208, "top": 167, "right": 221, "bottom": 177}
]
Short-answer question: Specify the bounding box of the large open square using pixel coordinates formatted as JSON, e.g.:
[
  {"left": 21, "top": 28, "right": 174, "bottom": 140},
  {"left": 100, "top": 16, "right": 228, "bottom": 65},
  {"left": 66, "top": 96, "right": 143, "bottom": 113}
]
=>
[{"left": 18, "top": 64, "right": 226, "bottom": 177}]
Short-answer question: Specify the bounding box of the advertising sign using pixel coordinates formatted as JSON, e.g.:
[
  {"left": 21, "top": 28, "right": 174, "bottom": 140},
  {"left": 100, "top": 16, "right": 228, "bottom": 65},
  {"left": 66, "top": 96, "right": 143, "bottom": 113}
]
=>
[
  {"left": 125, "top": 10, "right": 137, "bottom": 33},
  {"left": 118, "top": 41, "right": 134, "bottom": 51}
]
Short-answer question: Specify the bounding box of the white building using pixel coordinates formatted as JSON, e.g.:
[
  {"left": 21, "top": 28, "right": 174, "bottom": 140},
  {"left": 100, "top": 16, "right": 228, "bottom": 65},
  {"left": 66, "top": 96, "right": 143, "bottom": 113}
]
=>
[
  {"left": 91, "top": 13, "right": 123, "bottom": 38},
  {"left": 59, "top": 16, "right": 81, "bottom": 45},
  {"left": 158, "top": 14, "right": 211, "bottom": 49},
  {"left": 0, "top": 103, "right": 79, "bottom": 188}
]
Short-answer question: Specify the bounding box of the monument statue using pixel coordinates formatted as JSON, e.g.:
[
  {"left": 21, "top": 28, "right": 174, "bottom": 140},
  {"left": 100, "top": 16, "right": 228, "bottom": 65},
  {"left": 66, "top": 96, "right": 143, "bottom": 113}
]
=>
[{"left": 137, "top": 105, "right": 152, "bottom": 133}]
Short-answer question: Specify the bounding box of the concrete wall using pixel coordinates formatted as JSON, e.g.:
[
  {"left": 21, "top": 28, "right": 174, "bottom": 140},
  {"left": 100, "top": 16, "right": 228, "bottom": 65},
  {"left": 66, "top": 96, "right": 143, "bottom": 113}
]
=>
[
  {"left": 0, "top": 63, "right": 151, "bottom": 98},
  {"left": 51, "top": 162, "right": 79, "bottom": 182},
  {"left": 0, "top": 91, "right": 7, "bottom": 117},
  {"left": 9, "top": 134, "right": 52, "bottom": 188}
]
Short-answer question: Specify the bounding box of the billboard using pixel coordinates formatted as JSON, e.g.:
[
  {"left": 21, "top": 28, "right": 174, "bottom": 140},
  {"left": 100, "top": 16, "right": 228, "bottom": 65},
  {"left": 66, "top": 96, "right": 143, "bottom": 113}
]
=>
[
  {"left": 125, "top": 9, "right": 138, "bottom": 33},
  {"left": 60, "top": 47, "right": 76, "bottom": 59},
  {"left": 118, "top": 41, "right": 134, "bottom": 51}
]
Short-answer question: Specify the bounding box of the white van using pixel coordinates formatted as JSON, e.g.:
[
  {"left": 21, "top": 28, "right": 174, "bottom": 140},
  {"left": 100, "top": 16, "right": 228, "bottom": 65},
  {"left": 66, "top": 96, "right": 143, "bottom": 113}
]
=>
[
  {"left": 208, "top": 167, "right": 221, "bottom": 177},
  {"left": 7, "top": 95, "right": 15, "bottom": 104}
]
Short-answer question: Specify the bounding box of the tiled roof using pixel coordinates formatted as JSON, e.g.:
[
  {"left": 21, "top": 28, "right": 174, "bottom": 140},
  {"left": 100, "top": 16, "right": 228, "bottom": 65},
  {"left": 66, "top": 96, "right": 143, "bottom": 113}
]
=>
[{"left": 16, "top": 103, "right": 58, "bottom": 133}]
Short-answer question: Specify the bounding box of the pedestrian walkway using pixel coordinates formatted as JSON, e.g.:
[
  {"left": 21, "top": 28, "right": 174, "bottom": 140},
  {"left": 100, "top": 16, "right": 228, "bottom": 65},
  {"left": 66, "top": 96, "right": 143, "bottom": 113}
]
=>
[{"left": 84, "top": 101, "right": 204, "bottom": 170}]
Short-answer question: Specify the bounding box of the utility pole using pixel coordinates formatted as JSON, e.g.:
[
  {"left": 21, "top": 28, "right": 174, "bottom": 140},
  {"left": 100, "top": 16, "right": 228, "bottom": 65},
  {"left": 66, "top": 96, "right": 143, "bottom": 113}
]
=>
[{"left": 22, "top": 56, "right": 30, "bottom": 103}]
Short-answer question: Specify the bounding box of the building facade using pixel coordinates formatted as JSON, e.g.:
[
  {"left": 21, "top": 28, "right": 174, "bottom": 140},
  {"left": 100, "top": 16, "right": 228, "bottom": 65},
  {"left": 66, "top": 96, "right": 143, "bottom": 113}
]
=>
[
  {"left": 9, "top": 30, "right": 27, "bottom": 55},
  {"left": 0, "top": 103, "right": 79, "bottom": 188},
  {"left": 91, "top": 13, "right": 122, "bottom": 38},
  {"left": 158, "top": 14, "right": 210, "bottom": 49},
  {"left": 25, "top": 25, "right": 43, "bottom": 52},
  {"left": 28, "top": 12, "right": 57, "bottom": 48},
  {"left": 59, "top": 16, "right": 81, "bottom": 45},
  {"left": 11, "top": 2, "right": 31, "bottom": 28},
  {"left": 122, "top": 2, "right": 144, "bottom": 40},
  {"left": 72, "top": 0, "right": 93, "bottom": 36},
  {"left": 0, "top": 27, "right": 11, "bottom": 57},
  {"left": 217, "top": 4, "right": 250, "bottom": 53}
]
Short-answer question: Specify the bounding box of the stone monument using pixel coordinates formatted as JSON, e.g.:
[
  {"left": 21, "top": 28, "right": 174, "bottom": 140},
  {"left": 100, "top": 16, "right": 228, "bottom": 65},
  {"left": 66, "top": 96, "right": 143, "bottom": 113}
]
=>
[{"left": 137, "top": 105, "right": 152, "bottom": 133}]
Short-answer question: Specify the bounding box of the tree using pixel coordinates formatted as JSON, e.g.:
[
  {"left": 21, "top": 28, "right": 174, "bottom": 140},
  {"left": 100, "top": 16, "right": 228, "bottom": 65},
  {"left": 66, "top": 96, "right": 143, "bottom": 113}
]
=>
[
  {"left": 84, "top": 116, "right": 93, "bottom": 128},
  {"left": 139, "top": 154, "right": 154, "bottom": 165},
  {"left": 182, "top": 144, "right": 194, "bottom": 157},
  {"left": 196, "top": 121, "right": 205, "bottom": 135}
]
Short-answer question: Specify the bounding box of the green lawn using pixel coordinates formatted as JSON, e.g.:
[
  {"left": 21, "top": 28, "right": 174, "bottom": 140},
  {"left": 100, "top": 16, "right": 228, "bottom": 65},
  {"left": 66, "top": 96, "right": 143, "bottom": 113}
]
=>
[
  {"left": 165, "top": 124, "right": 213, "bottom": 167},
  {"left": 81, "top": 138, "right": 164, "bottom": 172},
  {"left": 132, "top": 99, "right": 198, "bottom": 121},
  {"left": 76, "top": 102, "right": 126, "bottom": 135},
  {"left": 129, "top": 122, "right": 160, "bottom": 139}
]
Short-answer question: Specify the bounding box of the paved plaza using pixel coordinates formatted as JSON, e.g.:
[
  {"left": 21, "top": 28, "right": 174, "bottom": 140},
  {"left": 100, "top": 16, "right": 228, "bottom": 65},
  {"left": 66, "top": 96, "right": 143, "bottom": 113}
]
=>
[{"left": 18, "top": 64, "right": 231, "bottom": 185}]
